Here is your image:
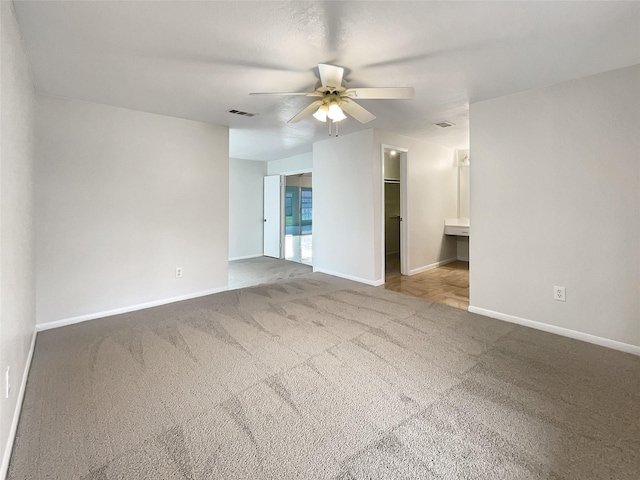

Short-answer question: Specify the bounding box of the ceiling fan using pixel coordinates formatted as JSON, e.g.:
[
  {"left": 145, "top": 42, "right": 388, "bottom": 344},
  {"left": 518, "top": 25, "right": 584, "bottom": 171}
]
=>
[{"left": 250, "top": 63, "right": 414, "bottom": 124}]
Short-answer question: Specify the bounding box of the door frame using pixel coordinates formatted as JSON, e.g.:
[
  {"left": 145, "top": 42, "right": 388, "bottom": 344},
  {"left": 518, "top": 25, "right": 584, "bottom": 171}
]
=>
[
  {"left": 269, "top": 169, "right": 313, "bottom": 261},
  {"left": 263, "top": 174, "right": 285, "bottom": 258},
  {"left": 283, "top": 171, "right": 313, "bottom": 264},
  {"left": 381, "top": 144, "right": 409, "bottom": 278}
]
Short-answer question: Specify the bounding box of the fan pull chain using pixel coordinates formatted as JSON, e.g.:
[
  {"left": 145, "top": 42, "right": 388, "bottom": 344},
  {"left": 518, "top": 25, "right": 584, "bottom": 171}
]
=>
[{"left": 327, "top": 119, "right": 340, "bottom": 137}]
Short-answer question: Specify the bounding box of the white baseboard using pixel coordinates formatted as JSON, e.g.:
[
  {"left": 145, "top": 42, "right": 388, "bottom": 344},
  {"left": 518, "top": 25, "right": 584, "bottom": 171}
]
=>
[
  {"left": 457, "top": 256, "right": 469, "bottom": 262},
  {"left": 408, "top": 257, "right": 457, "bottom": 276},
  {"left": 313, "top": 267, "right": 384, "bottom": 287},
  {"left": 468, "top": 306, "right": 640, "bottom": 356},
  {"left": 36, "top": 286, "right": 228, "bottom": 332},
  {"left": 2, "top": 328, "right": 37, "bottom": 480},
  {"left": 229, "top": 254, "right": 263, "bottom": 261}
]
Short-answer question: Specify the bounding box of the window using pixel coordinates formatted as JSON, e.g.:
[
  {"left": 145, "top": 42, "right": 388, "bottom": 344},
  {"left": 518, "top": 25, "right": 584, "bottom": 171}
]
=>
[
  {"left": 285, "top": 191, "right": 293, "bottom": 226},
  {"left": 301, "top": 188, "right": 312, "bottom": 222}
]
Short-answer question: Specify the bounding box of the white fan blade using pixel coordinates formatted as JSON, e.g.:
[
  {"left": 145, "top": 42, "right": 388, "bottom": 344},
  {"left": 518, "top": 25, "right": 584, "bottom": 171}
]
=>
[
  {"left": 340, "top": 98, "right": 376, "bottom": 124},
  {"left": 345, "top": 87, "right": 414, "bottom": 99},
  {"left": 288, "top": 100, "right": 323, "bottom": 123},
  {"left": 318, "top": 63, "right": 344, "bottom": 89},
  {"left": 250, "top": 92, "right": 321, "bottom": 96}
]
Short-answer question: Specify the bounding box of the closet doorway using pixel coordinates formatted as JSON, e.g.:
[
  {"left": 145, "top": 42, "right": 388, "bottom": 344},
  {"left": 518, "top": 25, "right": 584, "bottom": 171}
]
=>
[
  {"left": 284, "top": 173, "right": 312, "bottom": 265},
  {"left": 383, "top": 147, "right": 408, "bottom": 279}
]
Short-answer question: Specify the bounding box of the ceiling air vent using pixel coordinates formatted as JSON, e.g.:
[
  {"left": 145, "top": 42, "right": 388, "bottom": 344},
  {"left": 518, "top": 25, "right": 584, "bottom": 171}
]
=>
[
  {"left": 228, "top": 109, "right": 258, "bottom": 117},
  {"left": 434, "top": 121, "right": 455, "bottom": 128}
]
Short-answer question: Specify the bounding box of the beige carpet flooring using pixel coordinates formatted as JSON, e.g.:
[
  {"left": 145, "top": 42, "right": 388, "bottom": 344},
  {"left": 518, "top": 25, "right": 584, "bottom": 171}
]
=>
[
  {"left": 228, "top": 256, "right": 312, "bottom": 290},
  {"left": 9, "top": 273, "right": 640, "bottom": 479}
]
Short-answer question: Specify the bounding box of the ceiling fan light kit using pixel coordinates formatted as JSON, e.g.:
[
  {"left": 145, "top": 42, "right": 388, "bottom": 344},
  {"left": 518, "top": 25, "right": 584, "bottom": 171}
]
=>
[
  {"left": 312, "top": 105, "right": 328, "bottom": 122},
  {"left": 311, "top": 97, "right": 346, "bottom": 123},
  {"left": 327, "top": 103, "right": 346, "bottom": 122},
  {"left": 250, "top": 63, "right": 414, "bottom": 125}
]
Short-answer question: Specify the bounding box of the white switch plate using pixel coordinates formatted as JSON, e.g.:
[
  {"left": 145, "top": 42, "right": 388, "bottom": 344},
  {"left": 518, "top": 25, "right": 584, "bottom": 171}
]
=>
[
  {"left": 175, "top": 267, "right": 183, "bottom": 278},
  {"left": 554, "top": 286, "right": 566, "bottom": 302}
]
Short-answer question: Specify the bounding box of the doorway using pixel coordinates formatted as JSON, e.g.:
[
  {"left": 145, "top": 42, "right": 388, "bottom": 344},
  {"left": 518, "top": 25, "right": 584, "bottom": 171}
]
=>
[
  {"left": 385, "top": 180, "right": 401, "bottom": 277},
  {"left": 379, "top": 148, "right": 470, "bottom": 310},
  {"left": 263, "top": 174, "right": 284, "bottom": 258},
  {"left": 382, "top": 147, "right": 408, "bottom": 280},
  {"left": 284, "top": 173, "right": 312, "bottom": 265}
]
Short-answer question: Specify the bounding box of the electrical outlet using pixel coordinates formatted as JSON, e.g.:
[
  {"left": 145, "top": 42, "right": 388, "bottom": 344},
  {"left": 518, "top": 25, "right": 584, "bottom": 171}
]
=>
[
  {"left": 175, "top": 267, "right": 183, "bottom": 279},
  {"left": 554, "top": 286, "right": 566, "bottom": 302},
  {"left": 5, "top": 366, "right": 9, "bottom": 399}
]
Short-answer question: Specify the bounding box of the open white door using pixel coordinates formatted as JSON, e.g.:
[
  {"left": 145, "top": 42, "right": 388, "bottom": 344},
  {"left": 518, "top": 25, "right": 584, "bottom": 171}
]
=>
[{"left": 263, "top": 175, "right": 283, "bottom": 258}]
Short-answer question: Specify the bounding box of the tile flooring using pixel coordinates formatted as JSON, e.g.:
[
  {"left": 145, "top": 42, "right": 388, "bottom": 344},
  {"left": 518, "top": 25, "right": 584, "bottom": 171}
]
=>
[{"left": 382, "top": 260, "right": 470, "bottom": 310}]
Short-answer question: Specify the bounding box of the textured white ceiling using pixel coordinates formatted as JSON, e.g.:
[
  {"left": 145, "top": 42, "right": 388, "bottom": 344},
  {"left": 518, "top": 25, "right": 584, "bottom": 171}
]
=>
[{"left": 13, "top": 1, "right": 640, "bottom": 161}]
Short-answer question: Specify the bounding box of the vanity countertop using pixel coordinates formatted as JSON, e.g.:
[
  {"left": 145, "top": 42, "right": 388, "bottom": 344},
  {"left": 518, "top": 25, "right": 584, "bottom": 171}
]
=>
[
  {"left": 445, "top": 218, "right": 470, "bottom": 227},
  {"left": 444, "top": 218, "right": 470, "bottom": 236}
]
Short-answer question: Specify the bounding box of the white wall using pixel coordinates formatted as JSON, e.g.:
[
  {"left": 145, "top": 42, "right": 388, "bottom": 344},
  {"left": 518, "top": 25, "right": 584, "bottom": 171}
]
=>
[
  {"left": 36, "top": 95, "right": 229, "bottom": 327},
  {"left": 313, "top": 129, "right": 457, "bottom": 285},
  {"left": 374, "top": 130, "right": 458, "bottom": 279},
  {"left": 457, "top": 149, "right": 470, "bottom": 219},
  {"left": 0, "top": 1, "right": 36, "bottom": 475},
  {"left": 470, "top": 65, "right": 640, "bottom": 351},
  {"left": 313, "top": 130, "right": 377, "bottom": 284},
  {"left": 268, "top": 152, "right": 312, "bottom": 175},
  {"left": 457, "top": 149, "right": 470, "bottom": 261},
  {"left": 456, "top": 237, "right": 470, "bottom": 262},
  {"left": 229, "top": 158, "right": 267, "bottom": 260}
]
